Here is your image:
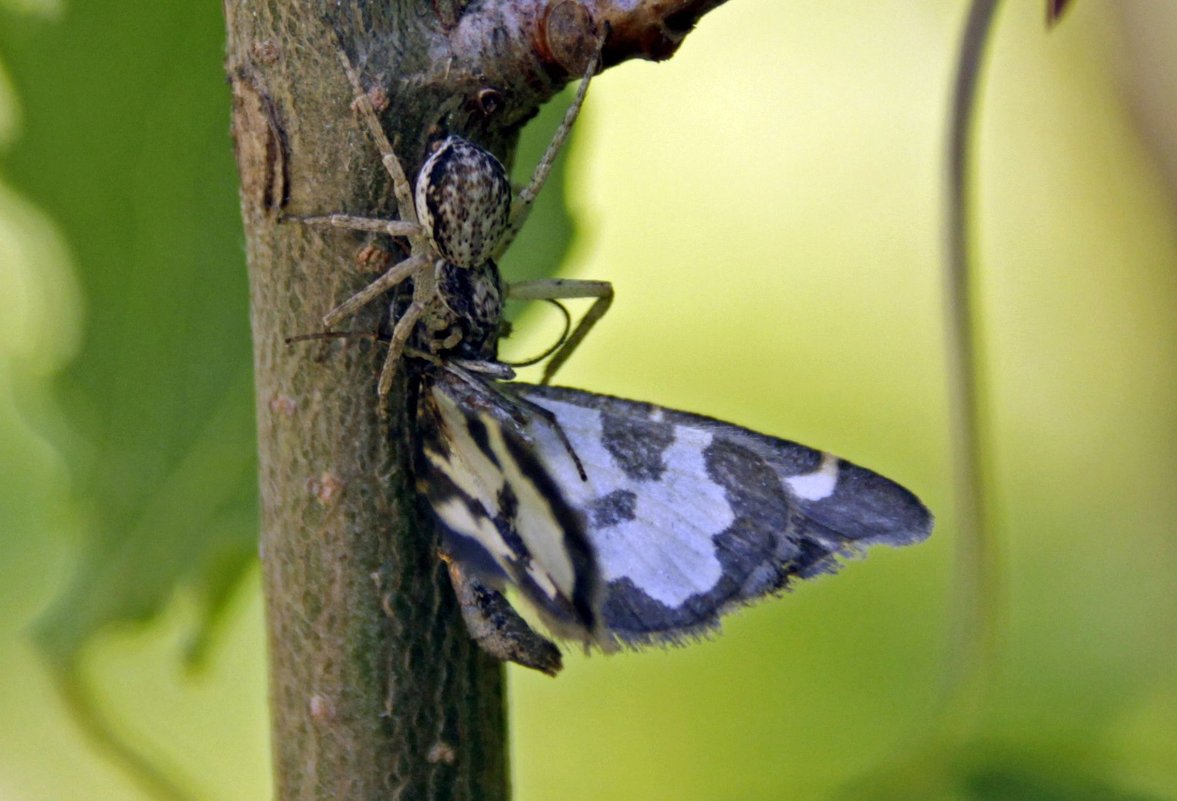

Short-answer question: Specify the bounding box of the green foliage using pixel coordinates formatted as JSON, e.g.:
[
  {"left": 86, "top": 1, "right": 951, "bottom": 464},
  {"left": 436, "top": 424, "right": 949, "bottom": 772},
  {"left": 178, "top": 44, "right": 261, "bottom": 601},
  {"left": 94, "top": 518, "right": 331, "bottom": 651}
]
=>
[
  {"left": 2, "top": 3, "right": 1176, "bottom": 801},
  {"left": 0, "top": 0, "right": 256, "bottom": 671},
  {"left": 0, "top": 0, "right": 577, "bottom": 676},
  {"left": 963, "top": 762, "right": 1157, "bottom": 801},
  {"left": 0, "top": 8, "right": 577, "bottom": 797}
]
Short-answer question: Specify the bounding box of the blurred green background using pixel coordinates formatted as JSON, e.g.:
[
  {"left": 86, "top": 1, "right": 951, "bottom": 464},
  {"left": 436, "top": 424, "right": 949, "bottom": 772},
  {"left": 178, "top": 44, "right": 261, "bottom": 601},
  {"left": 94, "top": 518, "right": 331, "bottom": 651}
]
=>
[{"left": 2, "top": 1, "right": 1175, "bottom": 800}]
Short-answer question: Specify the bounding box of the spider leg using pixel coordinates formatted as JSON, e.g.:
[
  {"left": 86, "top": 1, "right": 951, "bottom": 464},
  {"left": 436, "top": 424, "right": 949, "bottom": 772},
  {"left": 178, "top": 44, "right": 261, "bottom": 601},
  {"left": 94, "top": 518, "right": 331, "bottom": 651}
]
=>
[
  {"left": 374, "top": 256, "right": 443, "bottom": 399},
  {"left": 507, "top": 278, "right": 613, "bottom": 385},
  {"left": 376, "top": 299, "right": 426, "bottom": 401},
  {"left": 495, "top": 45, "right": 602, "bottom": 259},
  {"left": 323, "top": 252, "right": 428, "bottom": 327},
  {"left": 296, "top": 214, "right": 420, "bottom": 238},
  {"left": 333, "top": 43, "right": 420, "bottom": 230}
]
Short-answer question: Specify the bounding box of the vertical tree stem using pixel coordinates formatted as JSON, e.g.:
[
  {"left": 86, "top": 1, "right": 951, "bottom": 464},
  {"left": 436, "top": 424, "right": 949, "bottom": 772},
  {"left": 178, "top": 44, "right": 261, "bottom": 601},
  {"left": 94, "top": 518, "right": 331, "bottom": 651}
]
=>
[
  {"left": 223, "top": 1, "right": 732, "bottom": 796},
  {"left": 225, "top": 3, "right": 507, "bottom": 799}
]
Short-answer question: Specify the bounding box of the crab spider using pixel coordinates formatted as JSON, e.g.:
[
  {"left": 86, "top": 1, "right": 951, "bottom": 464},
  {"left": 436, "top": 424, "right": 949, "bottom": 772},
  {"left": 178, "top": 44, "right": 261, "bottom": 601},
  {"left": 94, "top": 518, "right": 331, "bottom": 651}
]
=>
[{"left": 298, "top": 40, "right": 612, "bottom": 401}]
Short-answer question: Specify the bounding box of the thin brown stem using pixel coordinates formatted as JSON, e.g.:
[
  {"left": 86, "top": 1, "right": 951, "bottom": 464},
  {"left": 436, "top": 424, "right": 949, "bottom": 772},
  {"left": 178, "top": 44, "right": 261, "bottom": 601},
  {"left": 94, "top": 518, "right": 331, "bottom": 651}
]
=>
[{"left": 940, "top": 0, "right": 1003, "bottom": 740}]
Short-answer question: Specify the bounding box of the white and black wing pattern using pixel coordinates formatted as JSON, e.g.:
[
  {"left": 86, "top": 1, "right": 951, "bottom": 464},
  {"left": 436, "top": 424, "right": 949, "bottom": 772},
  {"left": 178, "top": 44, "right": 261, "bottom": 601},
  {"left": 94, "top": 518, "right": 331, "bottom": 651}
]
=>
[
  {"left": 513, "top": 384, "right": 933, "bottom": 645},
  {"left": 416, "top": 369, "right": 933, "bottom": 650},
  {"left": 416, "top": 370, "right": 604, "bottom": 644}
]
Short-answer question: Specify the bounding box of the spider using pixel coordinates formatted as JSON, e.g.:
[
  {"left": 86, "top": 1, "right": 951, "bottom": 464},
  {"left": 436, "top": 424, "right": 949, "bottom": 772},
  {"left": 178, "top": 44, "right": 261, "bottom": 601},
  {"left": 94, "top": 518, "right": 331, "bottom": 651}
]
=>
[{"left": 298, "top": 40, "right": 613, "bottom": 401}]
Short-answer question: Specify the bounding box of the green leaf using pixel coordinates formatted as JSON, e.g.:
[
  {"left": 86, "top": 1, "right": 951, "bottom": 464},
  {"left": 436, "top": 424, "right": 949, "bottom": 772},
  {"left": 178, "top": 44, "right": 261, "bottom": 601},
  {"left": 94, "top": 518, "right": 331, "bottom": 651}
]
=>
[
  {"left": 964, "top": 757, "right": 1163, "bottom": 801},
  {"left": 0, "top": 3, "right": 579, "bottom": 797},
  {"left": 0, "top": 0, "right": 257, "bottom": 668},
  {"left": 0, "top": 0, "right": 579, "bottom": 679}
]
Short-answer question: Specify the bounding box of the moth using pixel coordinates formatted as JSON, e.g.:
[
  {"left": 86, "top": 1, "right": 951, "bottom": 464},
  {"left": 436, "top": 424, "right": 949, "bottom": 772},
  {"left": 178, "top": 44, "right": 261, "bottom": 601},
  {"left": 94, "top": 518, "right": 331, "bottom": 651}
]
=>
[
  {"left": 405, "top": 252, "right": 932, "bottom": 674},
  {"left": 415, "top": 348, "right": 933, "bottom": 675},
  {"left": 300, "top": 37, "right": 933, "bottom": 675}
]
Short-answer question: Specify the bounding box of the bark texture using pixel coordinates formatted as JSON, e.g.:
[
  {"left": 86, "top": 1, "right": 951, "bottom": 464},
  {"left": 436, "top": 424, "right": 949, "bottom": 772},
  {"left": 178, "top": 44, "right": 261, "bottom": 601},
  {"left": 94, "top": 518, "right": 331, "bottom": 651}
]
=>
[{"left": 223, "top": 1, "right": 728, "bottom": 799}]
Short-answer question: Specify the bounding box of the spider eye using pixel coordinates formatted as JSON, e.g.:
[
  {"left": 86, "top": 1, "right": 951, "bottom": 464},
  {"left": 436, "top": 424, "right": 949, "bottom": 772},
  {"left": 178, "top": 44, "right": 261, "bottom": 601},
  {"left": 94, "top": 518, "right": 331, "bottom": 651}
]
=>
[{"left": 415, "top": 135, "right": 512, "bottom": 269}]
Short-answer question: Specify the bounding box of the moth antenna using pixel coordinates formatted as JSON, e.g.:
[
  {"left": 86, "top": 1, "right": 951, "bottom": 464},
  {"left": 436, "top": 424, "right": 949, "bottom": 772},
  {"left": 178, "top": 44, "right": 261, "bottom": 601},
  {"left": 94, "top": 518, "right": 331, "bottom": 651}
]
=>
[
  {"left": 504, "top": 299, "right": 572, "bottom": 369},
  {"left": 442, "top": 359, "right": 590, "bottom": 482},
  {"left": 508, "top": 391, "right": 589, "bottom": 483}
]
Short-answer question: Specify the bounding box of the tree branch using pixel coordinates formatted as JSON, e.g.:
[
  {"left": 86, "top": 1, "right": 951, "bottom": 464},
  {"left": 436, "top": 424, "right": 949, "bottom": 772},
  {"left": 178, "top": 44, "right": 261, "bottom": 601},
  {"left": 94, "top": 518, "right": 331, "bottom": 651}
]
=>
[{"left": 224, "top": 1, "right": 728, "bottom": 799}]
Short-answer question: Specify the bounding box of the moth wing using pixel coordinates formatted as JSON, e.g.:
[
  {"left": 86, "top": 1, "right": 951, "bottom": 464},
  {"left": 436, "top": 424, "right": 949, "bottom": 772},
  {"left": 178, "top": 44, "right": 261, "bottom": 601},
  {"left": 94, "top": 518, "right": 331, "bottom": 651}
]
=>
[
  {"left": 513, "top": 384, "right": 933, "bottom": 646},
  {"left": 416, "top": 371, "right": 601, "bottom": 642}
]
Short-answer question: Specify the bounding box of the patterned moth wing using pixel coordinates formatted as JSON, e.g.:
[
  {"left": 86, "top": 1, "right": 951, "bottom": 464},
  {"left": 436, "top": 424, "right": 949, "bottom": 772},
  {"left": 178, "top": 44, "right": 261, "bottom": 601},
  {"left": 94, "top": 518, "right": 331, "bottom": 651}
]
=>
[
  {"left": 513, "top": 384, "right": 933, "bottom": 645},
  {"left": 415, "top": 367, "right": 604, "bottom": 646},
  {"left": 416, "top": 366, "right": 932, "bottom": 649}
]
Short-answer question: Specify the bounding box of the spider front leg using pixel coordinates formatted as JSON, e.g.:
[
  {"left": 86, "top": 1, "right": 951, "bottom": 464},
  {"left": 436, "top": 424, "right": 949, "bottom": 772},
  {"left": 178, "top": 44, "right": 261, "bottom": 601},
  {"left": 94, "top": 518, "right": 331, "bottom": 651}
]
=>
[
  {"left": 507, "top": 278, "right": 613, "bottom": 385},
  {"left": 374, "top": 256, "right": 444, "bottom": 399},
  {"left": 333, "top": 45, "right": 420, "bottom": 229},
  {"left": 294, "top": 40, "right": 444, "bottom": 402},
  {"left": 313, "top": 43, "right": 433, "bottom": 329},
  {"left": 494, "top": 43, "right": 602, "bottom": 260}
]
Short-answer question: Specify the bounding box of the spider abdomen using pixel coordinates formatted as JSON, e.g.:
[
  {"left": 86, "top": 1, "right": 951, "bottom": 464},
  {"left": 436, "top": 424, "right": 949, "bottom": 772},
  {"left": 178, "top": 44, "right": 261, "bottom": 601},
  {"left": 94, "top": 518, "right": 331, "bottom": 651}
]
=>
[{"left": 415, "top": 135, "right": 512, "bottom": 269}]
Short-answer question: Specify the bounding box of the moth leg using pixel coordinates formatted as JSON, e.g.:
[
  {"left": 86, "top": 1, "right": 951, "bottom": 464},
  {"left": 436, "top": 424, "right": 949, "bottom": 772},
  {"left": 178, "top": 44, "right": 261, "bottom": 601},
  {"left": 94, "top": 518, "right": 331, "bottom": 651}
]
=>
[
  {"left": 495, "top": 44, "right": 602, "bottom": 259},
  {"left": 508, "top": 278, "right": 614, "bottom": 385},
  {"left": 444, "top": 555, "right": 563, "bottom": 676}
]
